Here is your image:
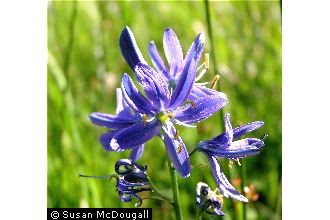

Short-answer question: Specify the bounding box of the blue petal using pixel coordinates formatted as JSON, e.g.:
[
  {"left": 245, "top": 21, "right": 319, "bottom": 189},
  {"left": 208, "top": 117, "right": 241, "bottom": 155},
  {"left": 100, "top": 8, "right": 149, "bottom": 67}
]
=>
[
  {"left": 162, "top": 121, "right": 190, "bottom": 178},
  {"left": 110, "top": 119, "right": 160, "bottom": 151},
  {"left": 119, "top": 26, "right": 146, "bottom": 70},
  {"left": 121, "top": 73, "right": 157, "bottom": 114},
  {"left": 183, "top": 32, "right": 205, "bottom": 65},
  {"left": 188, "top": 84, "right": 222, "bottom": 100},
  {"left": 99, "top": 131, "right": 118, "bottom": 151},
  {"left": 173, "top": 93, "right": 228, "bottom": 124},
  {"left": 134, "top": 63, "right": 170, "bottom": 109},
  {"left": 89, "top": 112, "right": 137, "bottom": 129},
  {"left": 169, "top": 59, "right": 197, "bottom": 109},
  {"left": 163, "top": 28, "right": 183, "bottom": 77},
  {"left": 129, "top": 145, "right": 144, "bottom": 162},
  {"left": 199, "top": 138, "right": 264, "bottom": 159},
  {"left": 207, "top": 155, "right": 248, "bottom": 202},
  {"left": 233, "top": 121, "right": 264, "bottom": 139},
  {"left": 148, "top": 41, "right": 170, "bottom": 78}
]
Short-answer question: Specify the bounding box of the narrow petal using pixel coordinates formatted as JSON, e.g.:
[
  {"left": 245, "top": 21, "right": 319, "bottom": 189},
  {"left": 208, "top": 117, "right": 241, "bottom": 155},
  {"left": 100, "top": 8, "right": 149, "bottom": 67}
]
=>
[
  {"left": 173, "top": 93, "right": 228, "bottom": 124},
  {"left": 121, "top": 73, "right": 156, "bottom": 114},
  {"left": 162, "top": 121, "right": 190, "bottom": 178},
  {"left": 169, "top": 59, "right": 197, "bottom": 109},
  {"left": 110, "top": 119, "right": 160, "bottom": 151},
  {"left": 183, "top": 32, "right": 205, "bottom": 65},
  {"left": 207, "top": 155, "right": 248, "bottom": 202},
  {"left": 233, "top": 121, "right": 264, "bottom": 139},
  {"left": 188, "top": 84, "right": 222, "bottom": 100},
  {"left": 119, "top": 26, "right": 147, "bottom": 70},
  {"left": 89, "top": 112, "right": 136, "bottom": 129},
  {"left": 99, "top": 131, "right": 118, "bottom": 151},
  {"left": 199, "top": 138, "right": 264, "bottom": 159},
  {"left": 129, "top": 145, "right": 144, "bottom": 162},
  {"left": 148, "top": 41, "right": 169, "bottom": 78},
  {"left": 163, "top": 28, "right": 183, "bottom": 76},
  {"left": 134, "top": 63, "right": 170, "bottom": 108}
]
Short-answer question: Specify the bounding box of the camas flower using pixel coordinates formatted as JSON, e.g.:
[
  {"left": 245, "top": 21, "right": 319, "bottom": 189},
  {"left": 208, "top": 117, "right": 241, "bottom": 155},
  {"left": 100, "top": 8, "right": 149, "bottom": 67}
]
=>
[
  {"left": 196, "top": 182, "right": 225, "bottom": 216},
  {"left": 197, "top": 113, "right": 265, "bottom": 202},
  {"left": 120, "top": 26, "right": 219, "bottom": 104},
  {"left": 90, "top": 27, "right": 227, "bottom": 178},
  {"left": 110, "top": 59, "right": 227, "bottom": 178},
  {"left": 114, "top": 159, "right": 150, "bottom": 206},
  {"left": 90, "top": 88, "right": 144, "bottom": 161}
]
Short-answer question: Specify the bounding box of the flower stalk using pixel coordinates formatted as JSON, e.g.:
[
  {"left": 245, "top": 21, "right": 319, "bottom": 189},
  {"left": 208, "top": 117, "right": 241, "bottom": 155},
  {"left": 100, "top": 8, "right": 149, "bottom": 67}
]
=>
[{"left": 168, "top": 160, "right": 183, "bottom": 220}]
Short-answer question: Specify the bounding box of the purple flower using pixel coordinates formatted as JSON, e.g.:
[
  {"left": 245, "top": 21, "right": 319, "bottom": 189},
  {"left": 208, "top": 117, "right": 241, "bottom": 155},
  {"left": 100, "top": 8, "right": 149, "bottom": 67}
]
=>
[
  {"left": 89, "top": 88, "right": 144, "bottom": 161},
  {"left": 196, "top": 182, "right": 225, "bottom": 216},
  {"left": 197, "top": 113, "right": 265, "bottom": 202},
  {"left": 114, "top": 27, "right": 228, "bottom": 178},
  {"left": 114, "top": 159, "right": 150, "bottom": 206},
  {"left": 120, "top": 26, "right": 220, "bottom": 103}
]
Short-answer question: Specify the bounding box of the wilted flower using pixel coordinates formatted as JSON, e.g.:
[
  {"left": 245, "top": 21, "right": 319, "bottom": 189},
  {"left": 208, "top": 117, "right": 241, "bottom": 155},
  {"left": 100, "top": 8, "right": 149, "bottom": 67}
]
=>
[
  {"left": 196, "top": 182, "right": 225, "bottom": 216},
  {"left": 114, "top": 159, "right": 150, "bottom": 206},
  {"left": 197, "top": 113, "right": 265, "bottom": 202}
]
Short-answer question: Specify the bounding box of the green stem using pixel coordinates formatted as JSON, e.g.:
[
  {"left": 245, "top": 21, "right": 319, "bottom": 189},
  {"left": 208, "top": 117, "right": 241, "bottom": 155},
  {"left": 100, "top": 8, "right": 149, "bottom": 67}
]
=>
[
  {"left": 196, "top": 208, "right": 203, "bottom": 220},
  {"left": 148, "top": 177, "right": 173, "bottom": 204},
  {"left": 168, "top": 160, "right": 183, "bottom": 220},
  {"left": 241, "top": 160, "right": 247, "bottom": 220}
]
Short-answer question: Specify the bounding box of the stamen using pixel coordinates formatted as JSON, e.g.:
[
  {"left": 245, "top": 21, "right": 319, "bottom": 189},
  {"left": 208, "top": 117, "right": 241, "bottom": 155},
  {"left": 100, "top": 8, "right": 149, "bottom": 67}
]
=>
[
  {"left": 183, "top": 100, "right": 196, "bottom": 108},
  {"left": 228, "top": 160, "right": 233, "bottom": 168},
  {"left": 235, "top": 158, "right": 241, "bottom": 166},
  {"left": 196, "top": 53, "right": 210, "bottom": 81},
  {"left": 177, "top": 144, "right": 183, "bottom": 154},
  {"left": 174, "top": 129, "right": 180, "bottom": 140},
  {"left": 142, "top": 114, "right": 148, "bottom": 127},
  {"left": 211, "top": 75, "right": 220, "bottom": 90},
  {"left": 204, "top": 53, "right": 209, "bottom": 70}
]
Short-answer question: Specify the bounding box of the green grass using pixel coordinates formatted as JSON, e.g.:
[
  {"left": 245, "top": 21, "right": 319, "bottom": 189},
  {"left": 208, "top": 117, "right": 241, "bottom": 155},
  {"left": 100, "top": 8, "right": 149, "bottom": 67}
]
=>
[{"left": 48, "top": 1, "right": 281, "bottom": 219}]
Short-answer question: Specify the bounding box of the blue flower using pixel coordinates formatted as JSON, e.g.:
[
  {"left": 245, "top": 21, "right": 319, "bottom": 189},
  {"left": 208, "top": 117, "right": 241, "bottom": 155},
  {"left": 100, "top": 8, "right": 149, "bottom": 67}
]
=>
[
  {"left": 114, "top": 159, "right": 150, "bottom": 206},
  {"left": 120, "top": 26, "right": 220, "bottom": 103},
  {"left": 112, "top": 27, "right": 228, "bottom": 178},
  {"left": 197, "top": 113, "right": 265, "bottom": 202},
  {"left": 196, "top": 182, "right": 225, "bottom": 216},
  {"left": 90, "top": 88, "right": 144, "bottom": 161}
]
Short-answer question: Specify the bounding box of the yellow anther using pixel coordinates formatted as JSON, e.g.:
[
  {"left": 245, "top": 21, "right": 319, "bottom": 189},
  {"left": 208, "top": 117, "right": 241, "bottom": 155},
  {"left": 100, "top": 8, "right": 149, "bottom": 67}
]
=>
[
  {"left": 211, "top": 75, "right": 220, "bottom": 90},
  {"left": 177, "top": 144, "right": 183, "bottom": 154},
  {"left": 142, "top": 114, "right": 147, "bottom": 127},
  {"left": 184, "top": 100, "right": 196, "bottom": 108},
  {"left": 228, "top": 160, "right": 233, "bottom": 168},
  {"left": 235, "top": 159, "right": 241, "bottom": 166},
  {"left": 204, "top": 53, "right": 209, "bottom": 70},
  {"left": 174, "top": 129, "right": 180, "bottom": 140}
]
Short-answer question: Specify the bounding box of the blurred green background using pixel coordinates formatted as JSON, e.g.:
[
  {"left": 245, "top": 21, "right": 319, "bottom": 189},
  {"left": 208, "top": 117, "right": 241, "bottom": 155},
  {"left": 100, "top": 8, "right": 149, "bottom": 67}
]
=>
[{"left": 48, "top": 1, "right": 281, "bottom": 219}]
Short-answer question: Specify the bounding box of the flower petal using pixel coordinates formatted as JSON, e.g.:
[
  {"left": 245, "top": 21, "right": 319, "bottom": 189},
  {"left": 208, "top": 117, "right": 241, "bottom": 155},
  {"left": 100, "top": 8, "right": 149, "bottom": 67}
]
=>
[
  {"left": 121, "top": 73, "right": 156, "bottom": 114},
  {"left": 188, "top": 84, "right": 222, "bottom": 100},
  {"left": 110, "top": 119, "right": 160, "bottom": 151},
  {"left": 233, "top": 121, "right": 264, "bottom": 139},
  {"left": 119, "top": 26, "right": 147, "bottom": 70},
  {"left": 169, "top": 59, "right": 197, "bottom": 109},
  {"left": 163, "top": 28, "right": 183, "bottom": 77},
  {"left": 99, "top": 131, "right": 118, "bottom": 151},
  {"left": 199, "top": 138, "right": 264, "bottom": 159},
  {"left": 207, "top": 155, "right": 248, "bottom": 202},
  {"left": 173, "top": 93, "right": 228, "bottom": 124},
  {"left": 184, "top": 32, "right": 205, "bottom": 65},
  {"left": 134, "top": 63, "right": 170, "bottom": 109},
  {"left": 129, "top": 145, "right": 144, "bottom": 162},
  {"left": 148, "top": 41, "right": 169, "bottom": 78},
  {"left": 162, "top": 121, "right": 190, "bottom": 178},
  {"left": 89, "top": 112, "right": 136, "bottom": 129}
]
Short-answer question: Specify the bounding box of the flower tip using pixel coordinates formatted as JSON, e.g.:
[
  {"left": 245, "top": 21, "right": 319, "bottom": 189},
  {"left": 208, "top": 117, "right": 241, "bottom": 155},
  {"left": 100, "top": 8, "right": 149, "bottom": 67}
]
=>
[{"left": 199, "top": 32, "right": 205, "bottom": 43}]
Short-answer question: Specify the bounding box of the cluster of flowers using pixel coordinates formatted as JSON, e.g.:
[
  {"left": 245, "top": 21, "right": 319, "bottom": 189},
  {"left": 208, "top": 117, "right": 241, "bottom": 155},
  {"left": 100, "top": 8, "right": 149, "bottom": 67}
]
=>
[{"left": 89, "top": 26, "right": 265, "bottom": 215}]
